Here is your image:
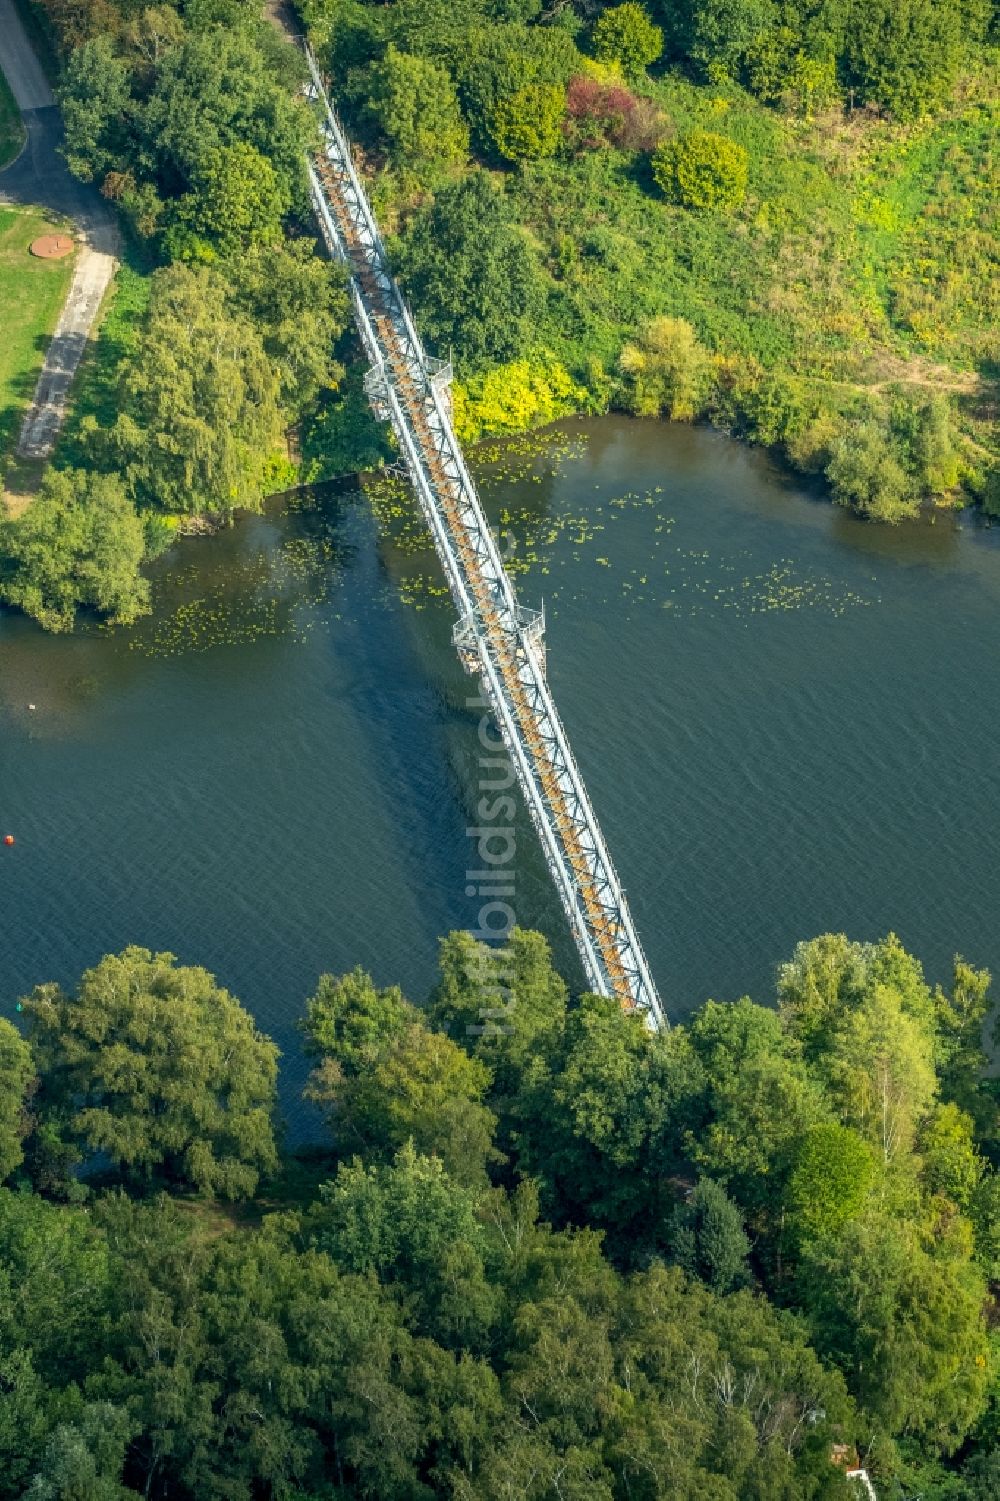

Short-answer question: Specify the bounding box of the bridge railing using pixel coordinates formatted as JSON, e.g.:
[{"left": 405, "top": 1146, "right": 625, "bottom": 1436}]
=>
[{"left": 303, "top": 42, "right": 666, "bottom": 1030}]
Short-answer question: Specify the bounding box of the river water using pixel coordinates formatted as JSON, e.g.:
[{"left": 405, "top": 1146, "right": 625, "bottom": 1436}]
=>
[{"left": 2, "top": 416, "right": 998, "bottom": 1121}]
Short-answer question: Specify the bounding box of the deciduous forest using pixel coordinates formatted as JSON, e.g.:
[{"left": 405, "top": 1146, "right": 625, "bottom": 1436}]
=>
[{"left": 1, "top": 928, "right": 998, "bottom": 1499}]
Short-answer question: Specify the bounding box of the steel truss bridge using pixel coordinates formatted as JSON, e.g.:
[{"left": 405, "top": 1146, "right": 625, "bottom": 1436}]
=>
[{"left": 304, "top": 47, "right": 666, "bottom": 1030}]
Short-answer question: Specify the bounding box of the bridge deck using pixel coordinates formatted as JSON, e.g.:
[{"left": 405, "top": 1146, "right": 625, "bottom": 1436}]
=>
[{"left": 304, "top": 49, "right": 665, "bottom": 1029}]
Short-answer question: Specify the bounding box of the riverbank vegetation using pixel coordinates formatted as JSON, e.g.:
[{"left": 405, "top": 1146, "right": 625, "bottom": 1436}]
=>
[
  {"left": 0, "top": 927, "right": 998, "bottom": 1496},
  {"left": 303, "top": 0, "right": 999, "bottom": 524},
  {"left": 0, "top": 0, "right": 351, "bottom": 630},
  {"left": 2, "top": 0, "right": 998, "bottom": 637}
]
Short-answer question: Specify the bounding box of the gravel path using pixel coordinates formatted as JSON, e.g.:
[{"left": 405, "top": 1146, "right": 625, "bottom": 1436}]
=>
[{"left": 0, "top": 0, "right": 120, "bottom": 464}]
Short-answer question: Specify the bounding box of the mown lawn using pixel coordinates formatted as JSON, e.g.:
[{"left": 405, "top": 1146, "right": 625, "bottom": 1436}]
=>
[
  {"left": 0, "top": 66, "right": 25, "bottom": 170},
  {"left": 54, "top": 239, "right": 153, "bottom": 470},
  {"left": 0, "top": 204, "right": 76, "bottom": 466}
]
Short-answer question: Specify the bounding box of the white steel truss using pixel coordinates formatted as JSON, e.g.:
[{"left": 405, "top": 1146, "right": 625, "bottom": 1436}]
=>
[{"left": 304, "top": 47, "right": 666, "bottom": 1030}]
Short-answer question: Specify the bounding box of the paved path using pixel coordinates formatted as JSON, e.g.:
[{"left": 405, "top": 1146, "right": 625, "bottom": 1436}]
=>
[{"left": 0, "top": 0, "right": 119, "bottom": 464}]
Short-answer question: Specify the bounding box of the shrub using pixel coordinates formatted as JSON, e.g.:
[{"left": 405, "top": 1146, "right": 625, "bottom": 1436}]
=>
[
  {"left": 912, "top": 394, "right": 961, "bottom": 496},
  {"left": 488, "top": 82, "right": 567, "bottom": 162},
  {"left": 565, "top": 74, "right": 664, "bottom": 151},
  {"left": 619, "top": 316, "right": 714, "bottom": 420},
  {"left": 452, "top": 357, "right": 590, "bottom": 443},
  {"left": 982, "top": 464, "right": 1000, "bottom": 518},
  {"left": 652, "top": 129, "right": 748, "bottom": 212},
  {"left": 591, "top": 3, "right": 664, "bottom": 81},
  {"left": 825, "top": 421, "right": 921, "bottom": 522}
]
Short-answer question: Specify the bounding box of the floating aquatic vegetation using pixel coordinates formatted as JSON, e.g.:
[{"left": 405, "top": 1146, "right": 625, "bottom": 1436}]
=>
[{"left": 127, "top": 526, "right": 351, "bottom": 658}]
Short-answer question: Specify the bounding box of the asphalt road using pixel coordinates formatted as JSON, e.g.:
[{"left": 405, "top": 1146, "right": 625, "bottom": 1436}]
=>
[{"left": 0, "top": 0, "right": 53, "bottom": 112}]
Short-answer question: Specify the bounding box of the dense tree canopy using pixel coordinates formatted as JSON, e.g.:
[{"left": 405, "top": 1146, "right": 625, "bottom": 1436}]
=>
[
  {"left": 367, "top": 44, "right": 470, "bottom": 175},
  {"left": 107, "top": 262, "right": 285, "bottom": 515},
  {"left": 1, "top": 922, "right": 997, "bottom": 1496},
  {"left": 2, "top": 0, "right": 354, "bottom": 634},
  {"left": 394, "top": 172, "right": 546, "bottom": 370},
  {"left": 23, "top": 946, "right": 279, "bottom": 1197},
  {"left": 0, "top": 1021, "right": 33, "bottom": 1184},
  {"left": 57, "top": 13, "right": 313, "bottom": 255},
  {"left": 0, "top": 470, "right": 150, "bottom": 632}
]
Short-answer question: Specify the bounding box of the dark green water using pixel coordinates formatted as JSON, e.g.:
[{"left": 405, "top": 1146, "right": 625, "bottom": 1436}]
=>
[{"left": 3, "top": 416, "right": 999, "bottom": 1123}]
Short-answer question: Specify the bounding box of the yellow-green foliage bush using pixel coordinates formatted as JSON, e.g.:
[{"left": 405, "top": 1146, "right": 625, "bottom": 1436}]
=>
[
  {"left": 488, "top": 84, "right": 567, "bottom": 164},
  {"left": 453, "top": 357, "right": 590, "bottom": 443},
  {"left": 619, "top": 316, "right": 714, "bottom": 420},
  {"left": 591, "top": 3, "right": 663, "bottom": 82},
  {"left": 652, "top": 130, "right": 749, "bottom": 213}
]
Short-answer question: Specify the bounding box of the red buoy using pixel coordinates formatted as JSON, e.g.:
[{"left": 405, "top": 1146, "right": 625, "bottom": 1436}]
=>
[{"left": 3, "top": 835, "right": 14, "bottom": 847}]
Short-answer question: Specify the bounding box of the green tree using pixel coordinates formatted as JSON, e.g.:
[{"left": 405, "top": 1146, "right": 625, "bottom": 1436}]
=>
[
  {"left": 964, "top": 1450, "right": 1000, "bottom": 1501},
  {"left": 307, "top": 1020, "right": 498, "bottom": 1184},
  {"left": 0, "top": 1190, "right": 110, "bottom": 1383},
  {"left": 395, "top": 172, "right": 545, "bottom": 370},
  {"left": 107, "top": 262, "right": 284, "bottom": 515},
  {"left": 777, "top": 932, "right": 874, "bottom": 1061},
  {"left": 0, "top": 470, "right": 149, "bottom": 633},
  {"left": 619, "top": 315, "right": 713, "bottom": 420},
  {"left": 23, "top": 946, "right": 279, "bottom": 1198},
  {"left": 821, "top": 983, "right": 938, "bottom": 1164},
  {"left": 226, "top": 240, "right": 348, "bottom": 413},
  {"left": 453, "top": 21, "right": 580, "bottom": 145},
  {"left": 591, "top": 3, "right": 664, "bottom": 80},
  {"left": 302, "top": 969, "right": 497, "bottom": 1183},
  {"left": 799, "top": 1211, "right": 990, "bottom": 1448},
  {"left": 668, "top": 1176, "right": 751, "bottom": 1291},
  {"left": 368, "top": 45, "right": 469, "bottom": 173},
  {"left": 136, "top": 28, "right": 311, "bottom": 229},
  {"left": 511, "top": 993, "right": 701, "bottom": 1244},
  {"left": 307, "top": 1143, "right": 499, "bottom": 1349},
  {"left": 844, "top": 0, "right": 963, "bottom": 119},
  {"left": 918, "top": 1101, "right": 985, "bottom": 1208},
  {"left": 165, "top": 141, "right": 291, "bottom": 259},
  {"left": 0, "top": 1348, "right": 51, "bottom": 1501},
  {"left": 57, "top": 35, "right": 132, "bottom": 181},
  {"left": 689, "top": 0, "right": 777, "bottom": 76},
  {"left": 0, "top": 1020, "right": 33, "bottom": 1183},
  {"left": 914, "top": 394, "right": 961, "bottom": 494},
  {"left": 786, "top": 1122, "right": 877, "bottom": 1242},
  {"left": 983, "top": 463, "right": 1000, "bottom": 517},
  {"left": 488, "top": 82, "right": 566, "bottom": 162},
  {"left": 427, "top": 928, "right": 568, "bottom": 1103},
  {"left": 652, "top": 129, "right": 749, "bottom": 212},
  {"left": 301, "top": 965, "right": 412, "bottom": 1074},
  {"left": 23, "top": 1404, "right": 136, "bottom": 1501},
  {"left": 934, "top": 957, "right": 996, "bottom": 1144},
  {"left": 92, "top": 1194, "right": 483, "bottom": 1500},
  {"left": 610, "top": 1262, "right": 855, "bottom": 1496},
  {"left": 684, "top": 997, "right": 826, "bottom": 1209}
]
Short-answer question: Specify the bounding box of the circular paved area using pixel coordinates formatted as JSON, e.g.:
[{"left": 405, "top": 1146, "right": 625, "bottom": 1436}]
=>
[{"left": 29, "top": 232, "right": 74, "bottom": 258}]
